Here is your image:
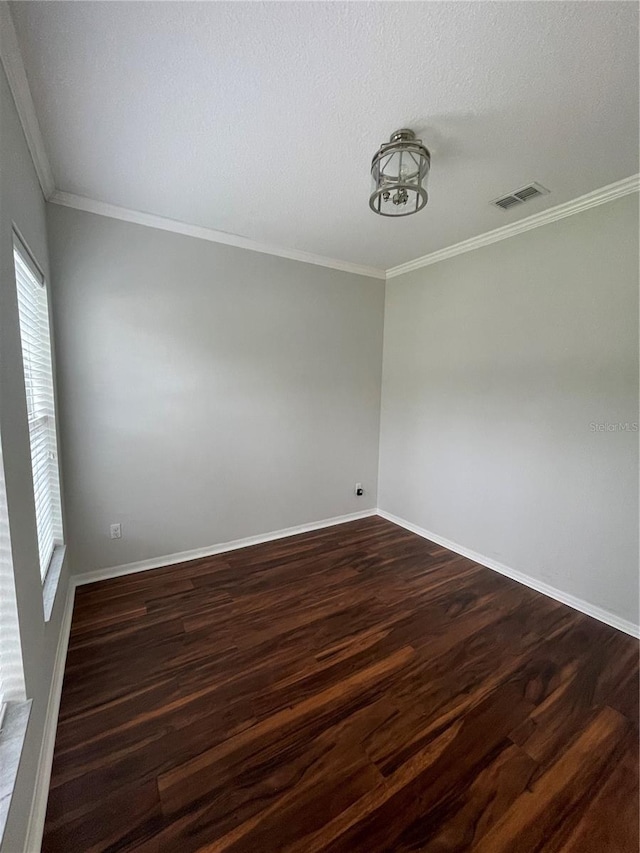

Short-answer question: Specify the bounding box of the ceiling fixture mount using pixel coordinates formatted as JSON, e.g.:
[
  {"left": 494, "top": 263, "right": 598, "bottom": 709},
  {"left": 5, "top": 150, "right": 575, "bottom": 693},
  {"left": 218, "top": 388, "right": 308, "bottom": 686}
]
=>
[{"left": 369, "top": 129, "right": 431, "bottom": 217}]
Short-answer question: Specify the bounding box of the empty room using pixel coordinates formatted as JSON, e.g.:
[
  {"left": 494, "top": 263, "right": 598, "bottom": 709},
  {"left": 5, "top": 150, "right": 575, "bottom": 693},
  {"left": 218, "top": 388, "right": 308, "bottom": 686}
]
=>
[{"left": 0, "top": 1, "right": 638, "bottom": 851}]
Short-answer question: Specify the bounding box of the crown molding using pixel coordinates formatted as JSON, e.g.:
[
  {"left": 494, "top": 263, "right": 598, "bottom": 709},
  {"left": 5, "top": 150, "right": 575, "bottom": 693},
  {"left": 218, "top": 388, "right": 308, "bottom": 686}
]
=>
[
  {"left": 3, "top": 0, "right": 635, "bottom": 283},
  {"left": 48, "top": 176, "right": 639, "bottom": 282},
  {"left": 48, "top": 191, "right": 387, "bottom": 280},
  {"left": 386, "top": 174, "right": 640, "bottom": 279},
  {"left": 0, "top": 2, "right": 55, "bottom": 199}
]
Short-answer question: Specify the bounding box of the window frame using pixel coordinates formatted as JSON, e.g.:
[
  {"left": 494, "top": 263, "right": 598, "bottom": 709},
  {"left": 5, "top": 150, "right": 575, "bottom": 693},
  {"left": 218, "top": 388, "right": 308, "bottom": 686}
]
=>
[
  {"left": 12, "top": 230, "right": 65, "bottom": 587},
  {"left": 0, "top": 433, "right": 26, "bottom": 721}
]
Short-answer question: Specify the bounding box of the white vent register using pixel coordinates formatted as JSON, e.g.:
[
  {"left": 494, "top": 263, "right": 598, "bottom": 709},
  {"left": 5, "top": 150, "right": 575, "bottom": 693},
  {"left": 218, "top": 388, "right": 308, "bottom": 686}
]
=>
[{"left": 492, "top": 183, "right": 549, "bottom": 211}]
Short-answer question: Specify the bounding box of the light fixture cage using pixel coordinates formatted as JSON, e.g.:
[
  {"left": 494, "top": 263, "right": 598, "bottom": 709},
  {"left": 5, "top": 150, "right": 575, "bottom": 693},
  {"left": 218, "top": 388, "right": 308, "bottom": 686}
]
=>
[{"left": 369, "top": 129, "right": 430, "bottom": 216}]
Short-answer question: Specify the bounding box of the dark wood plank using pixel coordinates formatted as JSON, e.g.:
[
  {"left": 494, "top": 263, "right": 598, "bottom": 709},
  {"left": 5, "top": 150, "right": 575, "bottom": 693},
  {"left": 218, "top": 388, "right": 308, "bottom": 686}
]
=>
[
  {"left": 472, "top": 705, "right": 632, "bottom": 853},
  {"left": 557, "top": 727, "right": 640, "bottom": 853},
  {"left": 42, "top": 516, "right": 639, "bottom": 853}
]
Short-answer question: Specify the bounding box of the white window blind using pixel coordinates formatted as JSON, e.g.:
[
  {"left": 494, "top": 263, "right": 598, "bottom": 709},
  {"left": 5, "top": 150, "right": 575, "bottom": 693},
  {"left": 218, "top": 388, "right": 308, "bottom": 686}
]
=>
[
  {"left": 0, "top": 436, "right": 25, "bottom": 719},
  {"left": 13, "top": 237, "right": 63, "bottom": 581}
]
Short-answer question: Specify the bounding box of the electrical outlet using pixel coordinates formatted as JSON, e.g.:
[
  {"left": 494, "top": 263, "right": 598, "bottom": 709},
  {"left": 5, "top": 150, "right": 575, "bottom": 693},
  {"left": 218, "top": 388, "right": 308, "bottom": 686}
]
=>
[
  {"left": 110, "top": 523, "right": 122, "bottom": 540},
  {"left": 355, "top": 483, "right": 364, "bottom": 497}
]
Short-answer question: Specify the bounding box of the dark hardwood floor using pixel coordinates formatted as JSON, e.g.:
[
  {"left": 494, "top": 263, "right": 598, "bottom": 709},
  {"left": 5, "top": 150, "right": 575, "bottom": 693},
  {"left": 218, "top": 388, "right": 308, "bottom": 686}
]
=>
[{"left": 43, "top": 516, "right": 639, "bottom": 852}]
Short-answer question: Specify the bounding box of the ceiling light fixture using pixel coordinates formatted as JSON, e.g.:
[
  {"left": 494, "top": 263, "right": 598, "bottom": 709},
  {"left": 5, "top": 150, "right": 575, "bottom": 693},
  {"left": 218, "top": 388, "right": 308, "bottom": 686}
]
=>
[{"left": 369, "top": 129, "right": 430, "bottom": 217}]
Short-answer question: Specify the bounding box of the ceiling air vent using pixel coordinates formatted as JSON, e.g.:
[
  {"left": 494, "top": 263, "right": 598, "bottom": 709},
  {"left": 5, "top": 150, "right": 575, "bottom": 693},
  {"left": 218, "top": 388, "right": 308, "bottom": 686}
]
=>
[{"left": 492, "top": 182, "right": 549, "bottom": 211}]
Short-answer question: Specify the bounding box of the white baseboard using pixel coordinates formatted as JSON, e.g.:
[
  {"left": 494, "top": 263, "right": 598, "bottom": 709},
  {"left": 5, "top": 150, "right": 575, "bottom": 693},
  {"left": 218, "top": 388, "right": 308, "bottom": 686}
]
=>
[
  {"left": 23, "top": 505, "right": 638, "bottom": 850},
  {"left": 23, "top": 508, "right": 378, "bottom": 849},
  {"left": 24, "top": 580, "right": 76, "bottom": 853},
  {"left": 378, "top": 509, "right": 640, "bottom": 639},
  {"left": 75, "top": 508, "right": 379, "bottom": 586}
]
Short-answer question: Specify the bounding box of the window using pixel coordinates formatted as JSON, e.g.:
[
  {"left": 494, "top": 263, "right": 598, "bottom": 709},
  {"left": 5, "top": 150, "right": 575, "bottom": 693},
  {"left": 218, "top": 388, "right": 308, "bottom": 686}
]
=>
[
  {"left": 0, "top": 431, "right": 28, "bottom": 847},
  {"left": 13, "top": 235, "right": 64, "bottom": 581},
  {"left": 0, "top": 435, "right": 25, "bottom": 722}
]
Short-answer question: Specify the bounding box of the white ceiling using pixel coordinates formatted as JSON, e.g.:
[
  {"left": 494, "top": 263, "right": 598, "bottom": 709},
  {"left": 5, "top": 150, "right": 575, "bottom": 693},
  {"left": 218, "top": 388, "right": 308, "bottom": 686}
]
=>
[{"left": 9, "top": 1, "right": 639, "bottom": 271}]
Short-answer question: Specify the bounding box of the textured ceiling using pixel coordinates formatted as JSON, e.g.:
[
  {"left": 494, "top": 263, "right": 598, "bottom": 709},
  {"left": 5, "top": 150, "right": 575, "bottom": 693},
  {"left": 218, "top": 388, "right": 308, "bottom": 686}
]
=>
[{"left": 10, "top": 1, "right": 639, "bottom": 270}]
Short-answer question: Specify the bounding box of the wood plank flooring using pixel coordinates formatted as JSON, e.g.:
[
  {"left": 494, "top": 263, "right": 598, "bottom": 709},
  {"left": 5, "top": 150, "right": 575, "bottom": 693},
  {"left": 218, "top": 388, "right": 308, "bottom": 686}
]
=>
[{"left": 43, "top": 516, "right": 639, "bottom": 852}]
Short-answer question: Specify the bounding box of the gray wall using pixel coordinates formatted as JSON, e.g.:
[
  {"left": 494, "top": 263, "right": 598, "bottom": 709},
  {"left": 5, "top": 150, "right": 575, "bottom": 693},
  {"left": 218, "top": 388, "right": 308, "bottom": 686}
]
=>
[
  {"left": 379, "top": 194, "right": 639, "bottom": 627},
  {"left": 0, "top": 64, "right": 70, "bottom": 851},
  {"left": 46, "top": 204, "right": 385, "bottom": 573}
]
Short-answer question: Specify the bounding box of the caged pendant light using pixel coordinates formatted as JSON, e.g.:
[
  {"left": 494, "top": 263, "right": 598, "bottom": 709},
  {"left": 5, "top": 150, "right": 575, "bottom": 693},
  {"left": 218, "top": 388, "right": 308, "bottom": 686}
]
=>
[{"left": 369, "top": 129, "right": 431, "bottom": 216}]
